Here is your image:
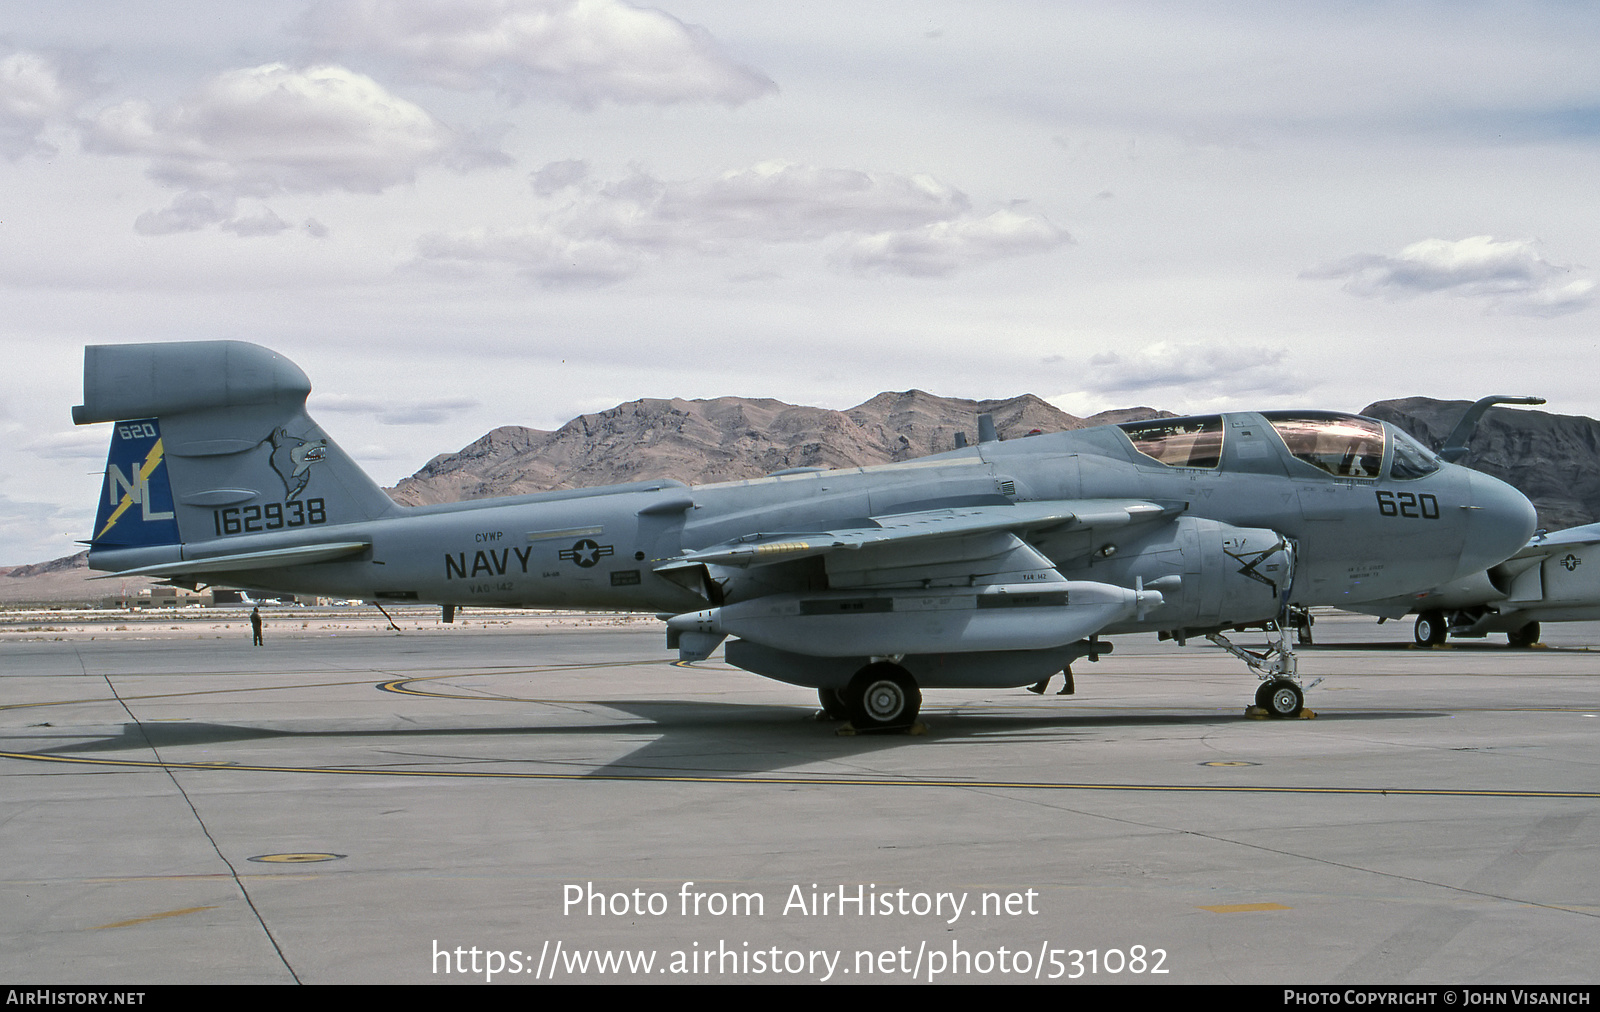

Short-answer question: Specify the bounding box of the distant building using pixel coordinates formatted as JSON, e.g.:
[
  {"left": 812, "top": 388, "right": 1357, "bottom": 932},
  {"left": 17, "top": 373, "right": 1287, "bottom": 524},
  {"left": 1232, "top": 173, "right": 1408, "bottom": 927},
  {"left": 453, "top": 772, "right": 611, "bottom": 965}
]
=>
[{"left": 131, "top": 586, "right": 212, "bottom": 608}]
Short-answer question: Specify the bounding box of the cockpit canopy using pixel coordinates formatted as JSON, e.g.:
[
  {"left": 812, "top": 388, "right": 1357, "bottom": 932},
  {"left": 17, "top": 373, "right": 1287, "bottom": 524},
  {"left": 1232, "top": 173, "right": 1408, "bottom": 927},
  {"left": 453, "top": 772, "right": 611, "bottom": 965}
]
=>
[
  {"left": 1260, "top": 411, "right": 1384, "bottom": 478},
  {"left": 1387, "top": 427, "right": 1443, "bottom": 480},
  {"left": 1117, "top": 411, "right": 1442, "bottom": 480},
  {"left": 1118, "top": 416, "right": 1224, "bottom": 468}
]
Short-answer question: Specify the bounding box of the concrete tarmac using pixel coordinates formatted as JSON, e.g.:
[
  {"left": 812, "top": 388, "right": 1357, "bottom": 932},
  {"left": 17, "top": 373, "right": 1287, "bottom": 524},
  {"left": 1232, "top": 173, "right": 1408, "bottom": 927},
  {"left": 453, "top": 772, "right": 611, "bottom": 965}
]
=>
[{"left": 2, "top": 608, "right": 1598, "bottom": 985}]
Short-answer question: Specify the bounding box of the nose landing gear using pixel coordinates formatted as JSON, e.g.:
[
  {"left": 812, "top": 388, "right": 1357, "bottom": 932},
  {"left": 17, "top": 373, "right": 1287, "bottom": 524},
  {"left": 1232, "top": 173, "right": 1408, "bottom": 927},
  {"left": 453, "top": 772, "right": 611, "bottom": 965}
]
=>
[
  {"left": 1210, "top": 619, "right": 1312, "bottom": 719},
  {"left": 1253, "top": 677, "right": 1305, "bottom": 719}
]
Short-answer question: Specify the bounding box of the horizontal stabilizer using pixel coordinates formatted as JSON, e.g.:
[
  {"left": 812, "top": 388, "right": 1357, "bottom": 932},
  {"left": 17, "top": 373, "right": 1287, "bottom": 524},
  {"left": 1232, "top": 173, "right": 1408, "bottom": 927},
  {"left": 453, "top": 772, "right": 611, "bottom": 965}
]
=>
[
  {"left": 74, "top": 342, "right": 311, "bottom": 425},
  {"left": 89, "top": 541, "right": 370, "bottom": 580}
]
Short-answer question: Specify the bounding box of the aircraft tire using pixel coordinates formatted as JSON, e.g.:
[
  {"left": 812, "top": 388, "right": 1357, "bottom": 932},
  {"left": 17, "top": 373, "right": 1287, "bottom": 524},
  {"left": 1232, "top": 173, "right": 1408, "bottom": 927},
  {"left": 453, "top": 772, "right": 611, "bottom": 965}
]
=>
[
  {"left": 1262, "top": 679, "right": 1303, "bottom": 719},
  {"left": 1507, "top": 622, "right": 1540, "bottom": 649},
  {"left": 1414, "top": 611, "right": 1448, "bottom": 647},
  {"left": 817, "top": 687, "right": 849, "bottom": 720},
  {"left": 844, "top": 663, "right": 921, "bottom": 730},
  {"left": 1254, "top": 681, "right": 1275, "bottom": 710}
]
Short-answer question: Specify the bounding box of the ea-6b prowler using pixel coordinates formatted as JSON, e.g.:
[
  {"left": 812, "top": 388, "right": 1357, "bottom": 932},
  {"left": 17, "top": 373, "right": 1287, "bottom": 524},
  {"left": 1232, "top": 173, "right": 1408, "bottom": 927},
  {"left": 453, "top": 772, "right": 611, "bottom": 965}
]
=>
[{"left": 75, "top": 342, "right": 1536, "bottom": 728}]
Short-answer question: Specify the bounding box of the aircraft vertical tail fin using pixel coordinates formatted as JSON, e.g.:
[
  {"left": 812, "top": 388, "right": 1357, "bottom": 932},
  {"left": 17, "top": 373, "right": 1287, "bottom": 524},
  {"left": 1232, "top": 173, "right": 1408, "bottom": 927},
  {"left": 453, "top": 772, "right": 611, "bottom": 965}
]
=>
[{"left": 75, "top": 342, "right": 399, "bottom": 569}]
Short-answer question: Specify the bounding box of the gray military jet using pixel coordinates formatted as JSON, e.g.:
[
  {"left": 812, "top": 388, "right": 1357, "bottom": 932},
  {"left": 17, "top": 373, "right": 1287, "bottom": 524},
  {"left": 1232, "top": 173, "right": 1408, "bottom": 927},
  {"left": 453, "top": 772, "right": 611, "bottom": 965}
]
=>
[
  {"left": 1352, "top": 523, "right": 1600, "bottom": 647},
  {"left": 75, "top": 341, "right": 1536, "bottom": 728}
]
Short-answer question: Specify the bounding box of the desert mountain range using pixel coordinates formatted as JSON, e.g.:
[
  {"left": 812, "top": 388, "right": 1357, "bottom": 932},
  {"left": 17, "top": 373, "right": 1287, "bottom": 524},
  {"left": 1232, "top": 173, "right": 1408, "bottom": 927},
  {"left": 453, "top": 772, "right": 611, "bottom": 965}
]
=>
[
  {"left": 389, "top": 389, "right": 1169, "bottom": 505},
  {"left": 5, "top": 391, "right": 1596, "bottom": 603}
]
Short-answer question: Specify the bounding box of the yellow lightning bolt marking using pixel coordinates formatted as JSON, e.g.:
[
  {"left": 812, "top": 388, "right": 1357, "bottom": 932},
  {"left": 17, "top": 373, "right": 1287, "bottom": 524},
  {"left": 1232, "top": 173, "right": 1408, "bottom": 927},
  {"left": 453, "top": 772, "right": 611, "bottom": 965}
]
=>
[{"left": 95, "top": 438, "right": 166, "bottom": 540}]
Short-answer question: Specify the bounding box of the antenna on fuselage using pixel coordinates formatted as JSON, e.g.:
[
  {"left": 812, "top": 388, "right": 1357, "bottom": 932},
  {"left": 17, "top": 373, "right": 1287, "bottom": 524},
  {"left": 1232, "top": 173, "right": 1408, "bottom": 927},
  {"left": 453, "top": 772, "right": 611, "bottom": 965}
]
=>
[
  {"left": 977, "top": 413, "right": 998, "bottom": 444},
  {"left": 1438, "top": 395, "right": 1546, "bottom": 463}
]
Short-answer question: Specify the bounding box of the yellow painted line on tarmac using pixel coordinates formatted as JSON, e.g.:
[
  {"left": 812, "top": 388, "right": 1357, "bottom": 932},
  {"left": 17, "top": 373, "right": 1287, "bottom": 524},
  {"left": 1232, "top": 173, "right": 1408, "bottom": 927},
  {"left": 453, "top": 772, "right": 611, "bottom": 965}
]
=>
[
  {"left": 89, "top": 905, "right": 219, "bottom": 930},
  {"left": 1199, "top": 903, "right": 1293, "bottom": 913},
  {"left": 3, "top": 750, "right": 1597, "bottom": 799}
]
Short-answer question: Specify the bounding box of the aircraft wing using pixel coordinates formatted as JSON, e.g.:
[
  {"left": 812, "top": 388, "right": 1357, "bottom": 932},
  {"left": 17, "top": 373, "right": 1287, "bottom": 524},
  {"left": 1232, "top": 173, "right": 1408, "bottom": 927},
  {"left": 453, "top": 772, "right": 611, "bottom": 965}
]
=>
[
  {"left": 1490, "top": 522, "right": 1600, "bottom": 579},
  {"left": 1514, "top": 522, "right": 1600, "bottom": 556},
  {"left": 663, "top": 498, "right": 1182, "bottom": 569},
  {"left": 662, "top": 497, "right": 1183, "bottom": 660}
]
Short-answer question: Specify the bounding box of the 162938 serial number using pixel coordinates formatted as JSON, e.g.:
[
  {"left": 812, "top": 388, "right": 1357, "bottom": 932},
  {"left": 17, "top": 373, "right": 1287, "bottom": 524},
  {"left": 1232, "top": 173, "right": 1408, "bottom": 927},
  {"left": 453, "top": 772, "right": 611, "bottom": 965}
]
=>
[{"left": 213, "top": 498, "right": 326, "bottom": 536}]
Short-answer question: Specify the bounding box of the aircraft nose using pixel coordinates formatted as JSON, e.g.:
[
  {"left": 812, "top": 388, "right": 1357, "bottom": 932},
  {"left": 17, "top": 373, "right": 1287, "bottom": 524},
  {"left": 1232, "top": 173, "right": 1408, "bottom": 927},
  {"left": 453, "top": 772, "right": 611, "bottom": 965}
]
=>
[{"left": 1454, "top": 471, "right": 1537, "bottom": 578}]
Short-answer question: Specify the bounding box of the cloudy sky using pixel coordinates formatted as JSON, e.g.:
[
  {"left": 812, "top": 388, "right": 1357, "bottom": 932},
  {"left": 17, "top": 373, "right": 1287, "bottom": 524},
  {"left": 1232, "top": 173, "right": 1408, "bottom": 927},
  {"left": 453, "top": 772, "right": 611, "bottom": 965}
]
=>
[{"left": 4, "top": 1, "right": 1599, "bottom": 564}]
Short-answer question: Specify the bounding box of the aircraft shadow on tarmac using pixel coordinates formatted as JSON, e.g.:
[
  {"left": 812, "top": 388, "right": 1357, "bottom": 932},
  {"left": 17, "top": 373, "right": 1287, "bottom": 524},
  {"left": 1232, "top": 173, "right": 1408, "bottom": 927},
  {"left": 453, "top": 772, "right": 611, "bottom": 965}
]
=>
[
  {"left": 1302, "top": 640, "right": 1573, "bottom": 652},
  {"left": 25, "top": 698, "right": 1446, "bottom": 780}
]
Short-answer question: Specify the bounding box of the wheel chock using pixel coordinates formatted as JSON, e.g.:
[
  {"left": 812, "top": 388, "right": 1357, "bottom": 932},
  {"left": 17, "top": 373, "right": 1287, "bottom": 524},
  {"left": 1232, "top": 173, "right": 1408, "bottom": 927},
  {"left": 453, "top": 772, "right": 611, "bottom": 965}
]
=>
[
  {"left": 835, "top": 720, "right": 929, "bottom": 736},
  {"left": 1244, "top": 705, "right": 1317, "bottom": 720}
]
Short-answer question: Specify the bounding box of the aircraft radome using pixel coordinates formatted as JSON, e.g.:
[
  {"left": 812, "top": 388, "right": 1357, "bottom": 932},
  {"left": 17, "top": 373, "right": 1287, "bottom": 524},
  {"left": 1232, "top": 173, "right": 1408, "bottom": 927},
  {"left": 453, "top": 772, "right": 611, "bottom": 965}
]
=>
[{"left": 75, "top": 341, "right": 1537, "bottom": 729}]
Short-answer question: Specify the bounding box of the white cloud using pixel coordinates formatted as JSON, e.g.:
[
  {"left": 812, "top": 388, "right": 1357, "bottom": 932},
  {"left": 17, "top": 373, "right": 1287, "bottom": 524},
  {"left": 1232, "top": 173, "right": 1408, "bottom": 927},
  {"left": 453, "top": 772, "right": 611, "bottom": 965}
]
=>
[
  {"left": 0, "top": 490, "right": 90, "bottom": 566},
  {"left": 415, "top": 160, "right": 1069, "bottom": 284},
  {"left": 84, "top": 63, "right": 511, "bottom": 234},
  {"left": 415, "top": 224, "right": 642, "bottom": 285},
  {"left": 297, "top": 0, "right": 776, "bottom": 107},
  {"left": 531, "top": 157, "right": 588, "bottom": 195},
  {"left": 220, "top": 209, "right": 293, "bottom": 237},
  {"left": 1068, "top": 341, "right": 1301, "bottom": 402},
  {"left": 19, "top": 428, "right": 110, "bottom": 461},
  {"left": 640, "top": 163, "right": 971, "bottom": 243},
  {"left": 0, "top": 50, "right": 91, "bottom": 158},
  {"left": 131, "top": 193, "right": 234, "bottom": 236},
  {"left": 313, "top": 393, "right": 480, "bottom": 425},
  {"left": 1304, "top": 236, "right": 1594, "bottom": 317},
  {"left": 845, "top": 208, "right": 1070, "bottom": 277}
]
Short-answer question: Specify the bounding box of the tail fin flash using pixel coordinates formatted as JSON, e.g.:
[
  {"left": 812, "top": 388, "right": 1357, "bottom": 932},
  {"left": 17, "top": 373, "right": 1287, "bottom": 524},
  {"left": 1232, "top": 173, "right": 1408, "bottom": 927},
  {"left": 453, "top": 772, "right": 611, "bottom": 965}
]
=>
[
  {"left": 75, "top": 342, "right": 398, "bottom": 569},
  {"left": 91, "top": 418, "right": 179, "bottom": 549}
]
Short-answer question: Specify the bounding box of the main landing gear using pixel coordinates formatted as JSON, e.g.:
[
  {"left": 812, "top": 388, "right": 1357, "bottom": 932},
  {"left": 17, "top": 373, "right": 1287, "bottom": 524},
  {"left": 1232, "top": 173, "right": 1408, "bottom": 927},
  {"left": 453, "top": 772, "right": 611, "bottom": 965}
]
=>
[
  {"left": 1415, "top": 611, "right": 1541, "bottom": 648},
  {"left": 1507, "top": 622, "right": 1541, "bottom": 648},
  {"left": 817, "top": 661, "right": 922, "bottom": 731},
  {"left": 1209, "top": 619, "right": 1310, "bottom": 719},
  {"left": 1414, "top": 611, "right": 1448, "bottom": 647},
  {"left": 816, "top": 687, "right": 849, "bottom": 721}
]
